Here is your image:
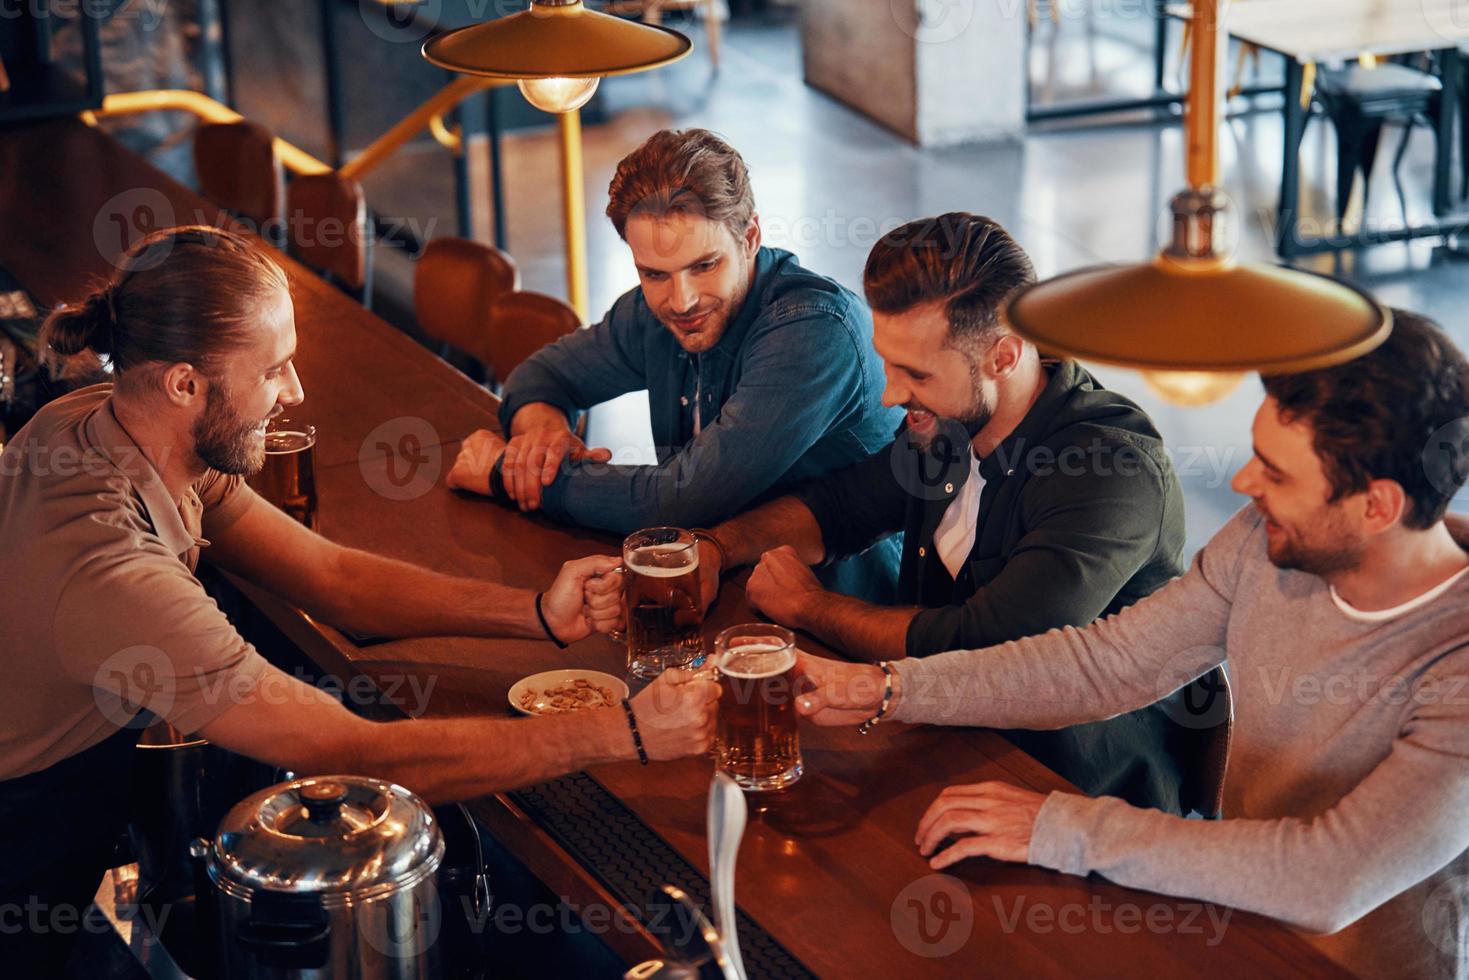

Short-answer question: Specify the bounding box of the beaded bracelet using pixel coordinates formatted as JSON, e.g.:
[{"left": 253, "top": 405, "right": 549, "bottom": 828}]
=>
[
  {"left": 534, "top": 591, "right": 569, "bottom": 648},
  {"left": 621, "top": 699, "right": 649, "bottom": 765},
  {"left": 857, "top": 661, "right": 895, "bottom": 735}
]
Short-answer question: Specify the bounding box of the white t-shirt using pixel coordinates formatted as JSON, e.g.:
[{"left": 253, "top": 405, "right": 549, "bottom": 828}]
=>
[{"left": 934, "top": 450, "right": 985, "bottom": 580}]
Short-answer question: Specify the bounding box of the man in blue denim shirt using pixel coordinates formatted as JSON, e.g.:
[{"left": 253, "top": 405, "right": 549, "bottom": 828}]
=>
[{"left": 446, "top": 129, "right": 902, "bottom": 599}]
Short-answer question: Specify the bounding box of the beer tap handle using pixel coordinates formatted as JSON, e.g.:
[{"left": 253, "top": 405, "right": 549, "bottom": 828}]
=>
[{"left": 708, "top": 772, "right": 749, "bottom": 980}]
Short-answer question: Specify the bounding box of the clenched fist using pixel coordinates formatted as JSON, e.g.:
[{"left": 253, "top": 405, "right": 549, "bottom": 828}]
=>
[{"left": 629, "top": 668, "right": 720, "bottom": 760}]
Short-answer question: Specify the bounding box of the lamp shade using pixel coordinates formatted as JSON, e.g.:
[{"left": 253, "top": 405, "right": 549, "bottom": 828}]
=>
[
  {"left": 1001, "top": 0, "right": 1390, "bottom": 389},
  {"left": 1006, "top": 256, "right": 1391, "bottom": 374},
  {"left": 422, "top": 0, "right": 692, "bottom": 80}
]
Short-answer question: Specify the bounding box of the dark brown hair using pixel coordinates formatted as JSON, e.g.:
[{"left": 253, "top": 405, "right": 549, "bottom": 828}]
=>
[
  {"left": 863, "top": 213, "right": 1035, "bottom": 351},
  {"left": 1262, "top": 309, "right": 1469, "bottom": 529},
  {"left": 39, "top": 225, "right": 288, "bottom": 391},
  {"left": 605, "top": 129, "right": 755, "bottom": 242}
]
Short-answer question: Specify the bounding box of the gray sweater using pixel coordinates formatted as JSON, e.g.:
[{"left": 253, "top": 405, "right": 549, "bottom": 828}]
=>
[{"left": 893, "top": 507, "right": 1469, "bottom": 979}]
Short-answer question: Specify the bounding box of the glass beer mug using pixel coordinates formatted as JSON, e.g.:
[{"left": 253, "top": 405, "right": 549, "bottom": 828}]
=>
[
  {"left": 713, "top": 624, "right": 803, "bottom": 792},
  {"left": 247, "top": 417, "right": 318, "bottom": 529},
  {"left": 621, "top": 527, "right": 704, "bottom": 679}
]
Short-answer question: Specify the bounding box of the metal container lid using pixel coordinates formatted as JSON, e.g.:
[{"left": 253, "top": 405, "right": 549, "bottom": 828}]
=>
[{"left": 207, "top": 775, "right": 444, "bottom": 903}]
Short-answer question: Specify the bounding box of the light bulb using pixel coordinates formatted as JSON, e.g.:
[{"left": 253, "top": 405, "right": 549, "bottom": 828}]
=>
[
  {"left": 1140, "top": 370, "right": 1246, "bottom": 407},
  {"left": 517, "top": 76, "right": 599, "bottom": 113}
]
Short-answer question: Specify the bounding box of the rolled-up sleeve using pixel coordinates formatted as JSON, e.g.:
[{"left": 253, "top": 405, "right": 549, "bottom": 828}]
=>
[
  {"left": 537, "top": 307, "right": 877, "bottom": 533},
  {"left": 497, "top": 291, "right": 648, "bottom": 433},
  {"left": 790, "top": 444, "right": 906, "bottom": 563}
]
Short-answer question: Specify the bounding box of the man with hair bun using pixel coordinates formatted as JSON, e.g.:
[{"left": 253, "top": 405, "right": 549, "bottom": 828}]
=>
[
  {"left": 447, "top": 128, "right": 903, "bottom": 601},
  {"left": 0, "top": 225, "right": 718, "bottom": 974}
]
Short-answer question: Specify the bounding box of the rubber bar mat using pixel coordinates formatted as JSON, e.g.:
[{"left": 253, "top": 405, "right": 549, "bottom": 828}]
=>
[{"left": 508, "top": 772, "right": 818, "bottom": 979}]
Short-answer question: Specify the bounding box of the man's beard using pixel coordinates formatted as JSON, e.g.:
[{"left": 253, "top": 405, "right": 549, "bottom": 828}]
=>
[
  {"left": 1260, "top": 503, "right": 1365, "bottom": 577},
  {"left": 193, "top": 379, "right": 266, "bottom": 475},
  {"left": 905, "top": 389, "right": 993, "bottom": 454}
]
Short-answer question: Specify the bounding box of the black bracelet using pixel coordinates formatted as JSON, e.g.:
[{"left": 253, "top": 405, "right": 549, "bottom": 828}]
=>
[
  {"left": 621, "top": 699, "right": 649, "bottom": 765},
  {"left": 488, "top": 455, "right": 513, "bottom": 506},
  {"left": 534, "top": 591, "right": 569, "bottom": 648}
]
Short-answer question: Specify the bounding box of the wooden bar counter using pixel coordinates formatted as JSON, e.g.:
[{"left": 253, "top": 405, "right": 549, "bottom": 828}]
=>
[{"left": 0, "top": 117, "right": 1348, "bottom": 978}]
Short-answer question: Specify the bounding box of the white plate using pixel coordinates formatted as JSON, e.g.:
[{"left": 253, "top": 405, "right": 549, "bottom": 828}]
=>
[{"left": 508, "top": 669, "right": 629, "bottom": 716}]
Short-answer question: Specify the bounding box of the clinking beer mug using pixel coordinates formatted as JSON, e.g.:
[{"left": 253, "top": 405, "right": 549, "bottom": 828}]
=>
[
  {"left": 713, "top": 624, "right": 803, "bottom": 792},
  {"left": 618, "top": 527, "right": 705, "bottom": 679}
]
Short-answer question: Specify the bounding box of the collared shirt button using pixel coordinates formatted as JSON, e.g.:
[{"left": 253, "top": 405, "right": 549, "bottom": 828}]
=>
[
  {"left": 944, "top": 482, "right": 954, "bottom": 493},
  {"left": 680, "top": 396, "right": 689, "bottom": 406},
  {"left": 1006, "top": 468, "right": 1015, "bottom": 476},
  {"left": 918, "top": 546, "right": 926, "bottom": 557}
]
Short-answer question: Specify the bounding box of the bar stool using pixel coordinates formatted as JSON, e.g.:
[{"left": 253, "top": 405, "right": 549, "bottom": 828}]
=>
[
  {"left": 287, "top": 172, "right": 373, "bottom": 308},
  {"left": 484, "top": 290, "right": 582, "bottom": 393},
  {"left": 412, "top": 237, "right": 521, "bottom": 382},
  {"left": 192, "top": 121, "right": 285, "bottom": 246},
  {"left": 1314, "top": 62, "right": 1442, "bottom": 227}
]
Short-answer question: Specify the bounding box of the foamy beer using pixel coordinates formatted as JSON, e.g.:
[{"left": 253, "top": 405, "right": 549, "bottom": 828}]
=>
[
  {"left": 714, "top": 624, "right": 803, "bottom": 791},
  {"left": 247, "top": 418, "right": 318, "bottom": 529},
  {"left": 623, "top": 527, "right": 703, "bottom": 678}
]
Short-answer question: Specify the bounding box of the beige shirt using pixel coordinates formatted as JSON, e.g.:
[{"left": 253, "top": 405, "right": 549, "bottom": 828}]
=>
[{"left": 0, "top": 385, "right": 269, "bottom": 779}]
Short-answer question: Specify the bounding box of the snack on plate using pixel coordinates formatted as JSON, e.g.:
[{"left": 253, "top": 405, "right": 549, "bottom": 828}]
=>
[{"left": 518, "top": 678, "right": 618, "bottom": 714}]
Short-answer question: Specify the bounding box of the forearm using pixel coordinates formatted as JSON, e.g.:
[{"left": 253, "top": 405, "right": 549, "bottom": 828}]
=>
[
  {"left": 313, "top": 546, "right": 544, "bottom": 640},
  {"left": 509, "top": 401, "right": 573, "bottom": 437},
  {"left": 713, "top": 496, "right": 826, "bottom": 568},
  {"left": 796, "top": 590, "right": 915, "bottom": 663},
  {"left": 283, "top": 704, "right": 632, "bottom": 804}
]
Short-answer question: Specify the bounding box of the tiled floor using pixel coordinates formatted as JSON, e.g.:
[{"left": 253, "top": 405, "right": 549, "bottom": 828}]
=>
[{"left": 363, "top": 8, "right": 1469, "bottom": 552}]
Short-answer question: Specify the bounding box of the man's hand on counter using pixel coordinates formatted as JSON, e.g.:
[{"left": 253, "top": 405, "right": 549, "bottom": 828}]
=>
[
  {"left": 446, "top": 428, "right": 509, "bottom": 496},
  {"left": 915, "top": 782, "right": 1046, "bottom": 868},
  {"left": 501, "top": 403, "right": 612, "bottom": 512}
]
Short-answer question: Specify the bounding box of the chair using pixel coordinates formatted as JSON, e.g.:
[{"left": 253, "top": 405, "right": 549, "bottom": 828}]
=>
[
  {"left": 1314, "top": 62, "right": 1442, "bottom": 229},
  {"left": 287, "top": 172, "right": 372, "bottom": 308},
  {"left": 412, "top": 237, "right": 520, "bottom": 377},
  {"left": 482, "top": 290, "right": 582, "bottom": 388},
  {"left": 192, "top": 121, "right": 285, "bottom": 245}
]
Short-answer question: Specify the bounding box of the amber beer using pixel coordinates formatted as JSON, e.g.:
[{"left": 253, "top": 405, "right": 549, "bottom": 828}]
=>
[
  {"left": 247, "top": 419, "right": 318, "bottom": 530},
  {"left": 624, "top": 528, "right": 703, "bottom": 678},
  {"left": 715, "top": 624, "right": 803, "bottom": 792}
]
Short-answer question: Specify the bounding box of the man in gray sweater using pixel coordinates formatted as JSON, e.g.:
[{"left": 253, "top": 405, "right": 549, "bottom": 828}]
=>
[{"left": 796, "top": 310, "right": 1469, "bottom": 979}]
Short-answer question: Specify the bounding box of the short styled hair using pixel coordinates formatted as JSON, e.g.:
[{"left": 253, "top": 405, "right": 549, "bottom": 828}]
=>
[
  {"left": 1262, "top": 309, "right": 1469, "bottom": 529},
  {"left": 862, "top": 212, "right": 1036, "bottom": 350},
  {"left": 605, "top": 129, "right": 755, "bottom": 242}
]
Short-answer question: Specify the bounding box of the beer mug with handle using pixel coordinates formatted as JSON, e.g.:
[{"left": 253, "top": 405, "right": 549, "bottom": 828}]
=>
[
  {"left": 621, "top": 527, "right": 704, "bottom": 679},
  {"left": 714, "top": 624, "right": 803, "bottom": 792}
]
